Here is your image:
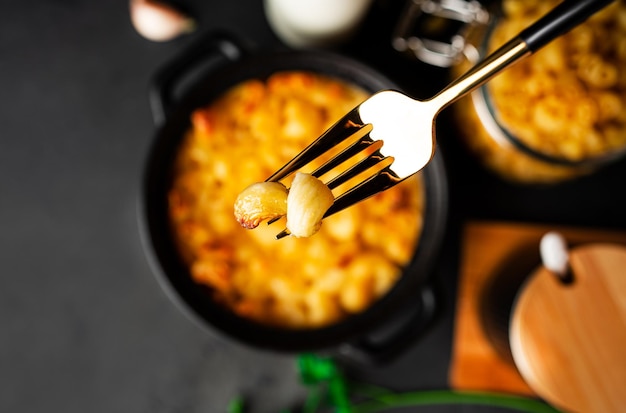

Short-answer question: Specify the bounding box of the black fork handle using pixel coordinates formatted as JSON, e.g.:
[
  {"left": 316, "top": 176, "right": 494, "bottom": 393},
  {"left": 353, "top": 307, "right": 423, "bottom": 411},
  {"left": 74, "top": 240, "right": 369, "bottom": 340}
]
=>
[{"left": 519, "top": 0, "right": 616, "bottom": 52}]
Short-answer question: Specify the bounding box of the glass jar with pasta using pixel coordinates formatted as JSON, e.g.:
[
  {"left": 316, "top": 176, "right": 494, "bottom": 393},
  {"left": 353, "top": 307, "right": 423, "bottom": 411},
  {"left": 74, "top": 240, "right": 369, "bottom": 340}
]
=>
[{"left": 452, "top": 0, "right": 626, "bottom": 184}]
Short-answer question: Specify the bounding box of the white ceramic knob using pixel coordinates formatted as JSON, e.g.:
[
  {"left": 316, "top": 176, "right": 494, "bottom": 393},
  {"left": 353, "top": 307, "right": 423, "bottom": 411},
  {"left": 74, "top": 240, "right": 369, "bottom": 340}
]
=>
[{"left": 539, "top": 231, "right": 570, "bottom": 280}]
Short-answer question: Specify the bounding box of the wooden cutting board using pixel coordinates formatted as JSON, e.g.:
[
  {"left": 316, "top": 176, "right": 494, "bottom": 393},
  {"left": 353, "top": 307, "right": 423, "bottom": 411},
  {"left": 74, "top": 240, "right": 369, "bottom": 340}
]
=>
[
  {"left": 449, "top": 221, "right": 626, "bottom": 396},
  {"left": 510, "top": 244, "right": 626, "bottom": 413}
]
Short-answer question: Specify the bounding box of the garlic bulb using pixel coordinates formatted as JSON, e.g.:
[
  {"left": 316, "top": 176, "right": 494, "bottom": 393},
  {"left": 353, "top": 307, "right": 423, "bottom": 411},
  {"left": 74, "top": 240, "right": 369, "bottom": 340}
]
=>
[{"left": 130, "top": 0, "right": 196, "bottom": 42}]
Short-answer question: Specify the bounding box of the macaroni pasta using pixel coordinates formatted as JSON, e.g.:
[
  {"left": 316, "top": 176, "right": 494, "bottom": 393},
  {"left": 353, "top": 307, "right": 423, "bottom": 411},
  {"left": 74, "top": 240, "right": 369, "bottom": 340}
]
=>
[{"left": 168, "top": 72, "right": 425, "bottom": 328}]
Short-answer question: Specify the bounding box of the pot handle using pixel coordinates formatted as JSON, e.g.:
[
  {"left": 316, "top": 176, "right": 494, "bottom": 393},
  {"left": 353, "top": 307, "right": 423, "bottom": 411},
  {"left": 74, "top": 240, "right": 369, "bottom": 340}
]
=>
[
  {"left": 149, "top": 31, "right": 247, "bottom": 126},
  {"left": 336, "top": 282, "right": 438, "bottom": 365}
]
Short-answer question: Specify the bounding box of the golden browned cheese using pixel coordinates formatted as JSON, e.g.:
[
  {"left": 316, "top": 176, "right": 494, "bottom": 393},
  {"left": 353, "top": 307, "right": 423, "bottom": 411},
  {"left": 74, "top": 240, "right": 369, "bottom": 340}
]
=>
[
  {"left": 169, "top": 71, "right": 424, "bottom": 328},
  {"left": 454, "top": 0, "right": 626, "bottom": 183}
]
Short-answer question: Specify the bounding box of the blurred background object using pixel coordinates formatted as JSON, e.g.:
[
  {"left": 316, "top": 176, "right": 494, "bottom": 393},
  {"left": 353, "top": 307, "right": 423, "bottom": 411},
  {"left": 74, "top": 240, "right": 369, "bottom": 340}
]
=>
[
  {"left": 264, "top": 0, "right": 374, "bottom": 48},
  {"left": 129, "top": 0, "right": 197, "bottom": 42}
]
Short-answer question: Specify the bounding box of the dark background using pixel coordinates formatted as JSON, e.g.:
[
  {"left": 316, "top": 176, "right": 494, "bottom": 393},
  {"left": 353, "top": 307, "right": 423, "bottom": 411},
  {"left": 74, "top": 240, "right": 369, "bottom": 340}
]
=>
[{"left": 1, "top": 1, "right": 625, "bottom": 412}]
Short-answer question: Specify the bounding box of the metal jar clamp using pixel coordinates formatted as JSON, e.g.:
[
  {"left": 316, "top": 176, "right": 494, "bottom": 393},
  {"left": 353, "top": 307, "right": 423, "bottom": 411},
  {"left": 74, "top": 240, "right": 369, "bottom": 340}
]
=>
[{"left": 392, "top": 0, "right": 490, "bottom": 67}]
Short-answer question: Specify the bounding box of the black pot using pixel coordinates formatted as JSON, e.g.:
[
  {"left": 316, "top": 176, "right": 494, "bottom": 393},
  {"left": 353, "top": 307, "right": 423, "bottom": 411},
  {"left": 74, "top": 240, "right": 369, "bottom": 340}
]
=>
[{"left": 139, "top": 32, "right": 448, "bottom": 363}]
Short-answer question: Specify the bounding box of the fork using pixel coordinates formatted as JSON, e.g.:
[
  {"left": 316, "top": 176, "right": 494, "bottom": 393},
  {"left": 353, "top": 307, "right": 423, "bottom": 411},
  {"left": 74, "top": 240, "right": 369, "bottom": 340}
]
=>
[{"left": 267, "top": 0, "right": 615, "bottom": 239}]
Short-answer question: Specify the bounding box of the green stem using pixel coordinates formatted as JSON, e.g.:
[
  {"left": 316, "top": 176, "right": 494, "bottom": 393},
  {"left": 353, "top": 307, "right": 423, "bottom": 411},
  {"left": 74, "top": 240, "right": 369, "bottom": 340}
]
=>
[
  {"left": 227, "top": 396, "right": 246, "bottom": 413},
  {"left": 349, "top": 390, "right": 561, "bottom": 413},
  {"left": 302, "top": 385, "right": 325, "bottom": 413}
]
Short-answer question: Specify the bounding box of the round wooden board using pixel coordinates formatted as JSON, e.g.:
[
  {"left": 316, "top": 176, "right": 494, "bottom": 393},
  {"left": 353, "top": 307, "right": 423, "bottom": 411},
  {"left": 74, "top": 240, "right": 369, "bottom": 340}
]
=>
[{"left": 510, "top": 244, "right": 626, "bottom": 412}]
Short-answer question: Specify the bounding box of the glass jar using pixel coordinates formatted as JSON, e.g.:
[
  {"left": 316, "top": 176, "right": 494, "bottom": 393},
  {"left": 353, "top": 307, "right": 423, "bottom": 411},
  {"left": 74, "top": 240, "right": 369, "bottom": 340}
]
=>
[{"left": 451, "top": 0, "right": 626, "bottom": 184}]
